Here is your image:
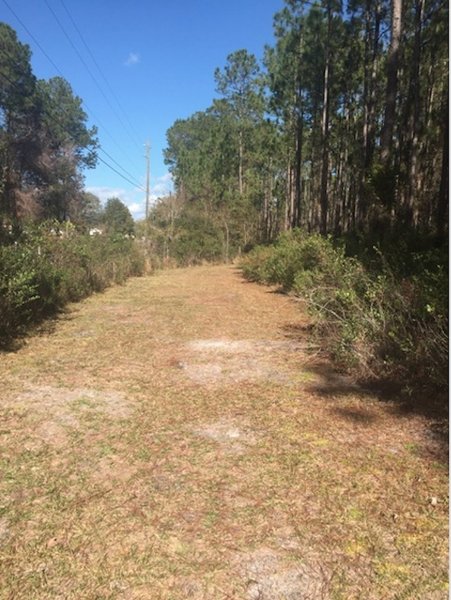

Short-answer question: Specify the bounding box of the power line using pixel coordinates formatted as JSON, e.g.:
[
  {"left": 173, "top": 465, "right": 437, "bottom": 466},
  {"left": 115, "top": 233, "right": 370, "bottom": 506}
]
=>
[
  {"left": 0, "top": 80, "right": 144, "bottom": 191},
  {"left": 43, "top": 0, "right": 142, "bottom": 152},
  {"left": 1, "top": 0, "right": 139, "bottom": 167},
  {"left": 99, "top": 147, "right": 144, "bottom": 190},
  {"left": 0, "top": 51, "right": 145, "bottom": 192},
  {"left": 97, "top": 155, "right": 145, "bottom": 191},
  {"left": 2, "top": 0, "right": 65, "bottom": 77},
  {"left": 1, "top": 0, "right": 148, "bottom": 199},
  {"left": 58, "top": 0, "right": 142, "bottom": 148}
]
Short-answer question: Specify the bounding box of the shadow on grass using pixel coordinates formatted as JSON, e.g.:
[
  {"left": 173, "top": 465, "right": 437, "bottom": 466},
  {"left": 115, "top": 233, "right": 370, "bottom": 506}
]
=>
[
  {"left": 237, "top": 273, "right": 448, "bottom": 442},
  {"left": 332, "top": 405, "right": 380, "bottom": 425},
  {"left": 0, "top": 307, "right": 75, "bottom": 353},
  {"left": 282, "top": 320, "right": 449, "bottom": 461}
]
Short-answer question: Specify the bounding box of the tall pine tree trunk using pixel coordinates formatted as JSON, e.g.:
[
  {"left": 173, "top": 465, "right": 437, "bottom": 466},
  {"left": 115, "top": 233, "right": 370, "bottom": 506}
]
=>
[
  {"left": 437, "top": 90, "right": 448, "bottom": 239},
  {"left": 406, "top": 0, "right": 424, "bottom": 226},
  {"left": 285, "top": 156, "right": 292, "bottom": 231},
  {"left": 294, "top": 25, "right": 304, "bottom": 229},
  {"left": 320, "top": 17, "right": 331, "bottom": 235},
  {"left": 238, "top": 129, "right": 244, "bottom": 196},
  {"left": 380, "top": 0, "right": 402, "bottom": 164},
  {"left": 367, "top": 1, "right": 381, "bottom": 171},
  {"left": 294, "top": 110, "right": 303, "bottom": 228}
]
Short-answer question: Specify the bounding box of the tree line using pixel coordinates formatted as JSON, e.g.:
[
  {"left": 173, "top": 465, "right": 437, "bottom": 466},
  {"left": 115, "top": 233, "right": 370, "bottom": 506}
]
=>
[
  {"left": 160, "top": 0, "right": 448, "bottom": 261},
  {"left": 0, "top": 22, "right": 100, "bottom": 238}
]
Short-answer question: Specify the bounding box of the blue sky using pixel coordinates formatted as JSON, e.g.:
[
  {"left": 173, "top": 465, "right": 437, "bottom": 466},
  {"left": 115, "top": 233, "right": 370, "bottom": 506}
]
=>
[{"left": 0, "top": 0, "right": 284, "bottom": 219}]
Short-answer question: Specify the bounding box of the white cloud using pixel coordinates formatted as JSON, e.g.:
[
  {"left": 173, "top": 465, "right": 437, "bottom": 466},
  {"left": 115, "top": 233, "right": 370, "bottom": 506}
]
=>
[
  {"left": 86, "top": 172, "right": 173, "bottom": 221},
  {"left": 85, "top": 185, "right": 142, "bottom": 216},
  {"left": 151, "top": 172, "right": 173, "bottom": 200},
  {"left": 86, "top": 186, "right": 129, "bottom": 205},
  {"left": 124, "top": 52, "right": 140, "bottom": 66},
  {"left": 127, "top": 202, "right": 143, "bottom": 216}
]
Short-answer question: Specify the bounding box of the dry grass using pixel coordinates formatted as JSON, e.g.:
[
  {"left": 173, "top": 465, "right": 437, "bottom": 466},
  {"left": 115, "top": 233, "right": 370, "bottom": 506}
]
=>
[{"left": 0, "top": 265, "right": 448, "bottom": 599}]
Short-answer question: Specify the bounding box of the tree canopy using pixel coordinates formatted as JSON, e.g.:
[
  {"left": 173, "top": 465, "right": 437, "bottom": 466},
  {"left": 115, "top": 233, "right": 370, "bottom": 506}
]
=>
[
  {"left": 103, "top": 197, "right": 134, "bottom": 236},
  {"left": 161, "top": 0, "right": 448, "bottom": 260},
  {"left": 0, "top": 22, "right": 98, "bottom": 232}
]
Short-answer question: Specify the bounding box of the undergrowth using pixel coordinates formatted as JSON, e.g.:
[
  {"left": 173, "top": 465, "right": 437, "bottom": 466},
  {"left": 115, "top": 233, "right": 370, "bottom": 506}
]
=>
[
  {"left": 0, "top": 222, "right": 145, "bottom": 343},
  {"left": 241, "top": 230, "right": 448, "bottom": 393}
]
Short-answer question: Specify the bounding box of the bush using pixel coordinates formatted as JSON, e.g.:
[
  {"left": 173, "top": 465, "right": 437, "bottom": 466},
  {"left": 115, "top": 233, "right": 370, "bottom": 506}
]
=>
[
  {"left": 171, "top": 215, "right": 223, "bottom": 266},
  {"left": 240, "top": 230, "right": 448, "bottom": 390},
  {"left": 0, "top": 225, "right": 145, "bottom": 343},
  {"left": 0, "top": 244, "right": 40, "bottom": 338},
  {"left": 240, "top": 244, "right": 275, "bottom": 282}
]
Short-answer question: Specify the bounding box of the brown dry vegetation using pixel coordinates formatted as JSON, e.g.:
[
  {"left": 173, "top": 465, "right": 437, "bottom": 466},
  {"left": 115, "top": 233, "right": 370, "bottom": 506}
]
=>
[{"left": 0, "top": 265, "right": 448, "bottom": 599}]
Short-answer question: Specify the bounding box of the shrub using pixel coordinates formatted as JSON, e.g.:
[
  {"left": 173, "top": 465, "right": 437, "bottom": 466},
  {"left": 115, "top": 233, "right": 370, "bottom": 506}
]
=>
[
  {"left": 0, "top": 244, "right": 40, "bottom": 338},
  {"left": 171, "top": 215, "right": 223, "bottom": 266},
  {"left": 0, "top": 225, "right": 145, "bottom": 343},
  {"left": 240, "top": 244, "right": 275, "bottom": 282},
  {"left": 240, "top": 230, "right": 448, "bottom": 391}
]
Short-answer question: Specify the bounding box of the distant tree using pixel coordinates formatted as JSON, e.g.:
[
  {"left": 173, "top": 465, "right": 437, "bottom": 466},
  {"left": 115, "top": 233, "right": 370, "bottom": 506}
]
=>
[
  {"left": 71, "top": 191, "right": 102, "bottom": 228},
  {"left": 214, "top": 49, "right": 263, "bottom": 197},
  {"left": 36, "top": 77, "right": 98, "bottom": 220},
  {"left": 103, "top": 197, "right": 134, "bottom": 235}
]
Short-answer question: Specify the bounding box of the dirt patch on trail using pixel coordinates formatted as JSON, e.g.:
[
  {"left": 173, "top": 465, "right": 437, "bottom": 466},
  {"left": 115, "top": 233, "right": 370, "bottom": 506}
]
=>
[
  {"left": 90, "top": 454, "right": 138, "bottom": 487},
  {"left": 179, "top": 338, "right": 306, "bottom": 386},
  {"left": 187, "top": 339, "right": 303, "bottom": 353},
  {"left": 0, "top": 518, "right": 10, "bottom": 546},
  {"left": 192, "top": 419, "right": 258, "bottom": 453},
  {"left": 16, "top": 385, "right": 130, "bottom": 418},
  {"left": 15, "top": 385, "right": 130, "bottom": 447},
  {"left": 237, "top": 547, "right": 328, "bottom": 600}
]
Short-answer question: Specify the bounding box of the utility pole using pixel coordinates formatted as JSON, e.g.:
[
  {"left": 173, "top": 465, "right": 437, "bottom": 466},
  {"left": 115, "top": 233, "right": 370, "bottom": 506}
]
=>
[{"left": 145, "top": 141, "right": 150, "bottom": 240}]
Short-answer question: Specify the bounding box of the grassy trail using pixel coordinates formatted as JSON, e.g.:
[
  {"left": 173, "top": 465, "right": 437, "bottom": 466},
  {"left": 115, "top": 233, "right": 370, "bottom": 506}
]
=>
[{"left": 0, "top": 265, "right": 447, "bottom": 599}]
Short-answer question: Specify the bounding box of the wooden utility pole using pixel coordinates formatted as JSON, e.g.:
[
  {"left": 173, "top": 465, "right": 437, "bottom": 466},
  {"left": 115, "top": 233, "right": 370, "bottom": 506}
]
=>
[{"left": 145, "top": 141, "right": 150, "bottom": 240}]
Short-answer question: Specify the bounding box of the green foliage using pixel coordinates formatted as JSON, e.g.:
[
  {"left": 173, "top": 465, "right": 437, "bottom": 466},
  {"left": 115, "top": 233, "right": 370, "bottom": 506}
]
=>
[
  {"left": 242, "top": 231, "right": 350, "bottom": 291},
  {"left": 241, "top": 231, "right": 448, "bottom": 390},
  {"left": 0, "top": 244, "right": 39, "bottom": 338},
  {"left": 214, "top": 49, "right": 264, "bottom": 121},
  {"left": 73, "top": 192, "right": 103, "bottom": 228},
  {"left": 164, "top": 49, "right": 273, "bottom": 260},
  {"left": 171, "top": 214, "right": 223, "bottom": 265},
  {"left": 146, "top": 199, "right": 224, "bottom": 266},
  {"left": 0, "top": 23, "right": 98, "bottom": 225},
  {"left": 368, "top": 162, "right": 398, "bottom": 209},
  {"left": 37, "top": 77, "right": 98, "bottom": 169},
  {"left": 103, "top": 198, "right": 134, "bottom": 236},
  {"left": 240, "top": 244, "right": 276, "bottom": 281},
  {"left": 0, "top": 225, "right": 144, "bottom": 343},
  {"left": 163, "top": 0, "right": 447, "bottom": 256}
]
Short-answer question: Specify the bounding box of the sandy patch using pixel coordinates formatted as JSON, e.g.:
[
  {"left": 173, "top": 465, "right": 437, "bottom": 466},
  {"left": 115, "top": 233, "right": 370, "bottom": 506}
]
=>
[
  {"left": 90, "top": 455, "right": 138, "bottom": 486},
  {"left": 237, "top": 548, "right": 328, "bottom": 600},
  {"left": 0, "top": 518, "right": 9, "bottom": 546},
  {"left": 187, "top": 339, "right": 303, "bottom": 354},
  {"left": 16, "top": 385, "right": 130, "bottom": 419},
  {"left": 192, "top": 419, "right": 257, "bottom": 453},
  {"left": 179, "top": 338, "right": 303, "bottom": 386},
  {"left": 14, "top": 385, "right": 130, "bottom": 447}
]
